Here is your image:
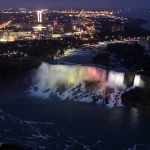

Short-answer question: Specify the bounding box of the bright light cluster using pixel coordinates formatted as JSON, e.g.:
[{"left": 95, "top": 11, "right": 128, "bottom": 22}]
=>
[{"left": 37, "top": 10, "right": 42, "bottom": 22}]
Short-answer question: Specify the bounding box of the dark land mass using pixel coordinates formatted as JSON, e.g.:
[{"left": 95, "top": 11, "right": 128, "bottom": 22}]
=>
[
  {"left": 92, "top": 43, "right": 150, "bottom": 74},
  {"left": 0, "top": 143, "right": 31, "bottom": 150},
  {"left": 122, "top": 87, "right": 150, "bottom": 108}
]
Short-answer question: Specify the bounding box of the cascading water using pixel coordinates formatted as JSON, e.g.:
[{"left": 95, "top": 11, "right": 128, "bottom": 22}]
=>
[
  {"left": 133, "top": 75, "right": 141, "bottom": 87},
  {"left": 48, "top": 64, "right": 107, "bottom": 82},
  {"left": 108, "top": 71, "right": 125, "bottom": 87},
  {"left": 29, "top": 62, "right": 142, "bottom": 106}
]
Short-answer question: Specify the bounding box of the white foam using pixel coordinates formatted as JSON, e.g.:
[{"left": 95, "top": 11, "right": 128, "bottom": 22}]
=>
[{"left": 133, "top": 75, "right": 141, "bottom": 87}]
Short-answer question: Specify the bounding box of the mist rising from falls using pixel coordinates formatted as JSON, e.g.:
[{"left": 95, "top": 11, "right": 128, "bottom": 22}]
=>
[{"left": 29, "top": 62, "right": 142, "bottom": 106}]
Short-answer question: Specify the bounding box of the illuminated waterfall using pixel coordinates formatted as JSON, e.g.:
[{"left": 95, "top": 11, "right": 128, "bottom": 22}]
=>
[
  {"left": 30, "top": 63, "right": 143, "bottom": 105},
  {"left": 34, "top": 63, "right": 141, "bottom": 88},
  {"left": 133, "top": 75, "right": 141, "bottom": 87},
  {"left": 108, "top": 71, "right": 125, "bottom": 87},
  {"left": 47, "top": 64, "right": 107, "bottom": 82}
]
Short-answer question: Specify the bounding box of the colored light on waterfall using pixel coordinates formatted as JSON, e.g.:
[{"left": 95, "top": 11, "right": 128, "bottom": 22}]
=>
[
  {"left": 37, "top": 63, "right": 141, "bottom": 88},
  {"left": 68, "top": 77, "right": 76, "bottom": 84}
]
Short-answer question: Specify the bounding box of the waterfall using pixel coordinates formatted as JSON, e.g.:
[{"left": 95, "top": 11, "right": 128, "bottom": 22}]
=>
[
  {"left": 29, "top": 63, "right": 143, "bottom": 105},
  {"left": 43, "top": 64, "right": 107, "bottom": 83},
  {"left": 133, "top": 75, "right": 141, "bottom": 87},
  {"left": 33, "top": 62, "right": 141, "bottom": 88},
  {"left": 108, "top": 71, "right": 125, "bottom": 87}
]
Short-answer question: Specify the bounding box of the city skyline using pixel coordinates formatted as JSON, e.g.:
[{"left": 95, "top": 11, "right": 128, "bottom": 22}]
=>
[{"left": 1, "top": 0, "right": 150, "bottom": 9}]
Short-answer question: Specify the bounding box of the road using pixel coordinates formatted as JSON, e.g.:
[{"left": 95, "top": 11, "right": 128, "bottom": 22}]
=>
[{"left": 0, "top": 20, "right": 12, "bottom": 29}]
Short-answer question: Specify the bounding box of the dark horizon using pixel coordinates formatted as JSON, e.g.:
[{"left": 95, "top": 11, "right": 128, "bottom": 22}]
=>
[
  {"left": 1, "top": 0, "right": 150, "bottom": 10},
  {"left": 1, "top": 7, "right": 150, "bottom": 10}
]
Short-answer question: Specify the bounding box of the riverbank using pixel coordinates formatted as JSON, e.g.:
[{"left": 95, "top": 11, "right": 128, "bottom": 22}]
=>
[
  {"left": 116, "top": 11, "right": 150, "bottom": 31},
  {"left": 0, "top": 58, "right": 43, "bottom": 92},
  {"left": 122, "top": 87, "right": 150, "bottom": 108},
  {"left": 0, "top": 58, "right": 42, "bottom": 81}
]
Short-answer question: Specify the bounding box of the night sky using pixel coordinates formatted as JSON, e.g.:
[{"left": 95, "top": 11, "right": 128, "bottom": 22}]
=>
[{"left": 0, "top": 0, "right": 150, "bottom": 9}]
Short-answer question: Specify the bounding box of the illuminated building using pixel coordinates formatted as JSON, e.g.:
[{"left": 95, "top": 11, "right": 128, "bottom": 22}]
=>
[
  {"left": 53, "top": 25, "right": 64, "bottom": 34},
  {"left": 37, "top": 11, "right": 42, "bottom": 23},
  {"left": 63, "top": 25, "right": 73, "bottom": 34},
  {"left": 81, "top": 34, "right": 90, "bottom": 40},
  {"left": 53, "top": 20, "right": 58, "bottom": 25},
  {"left": 33, "top": 25, "right": 47, "bottom": 31},
  {"left": 111, "top": 25, "right": 124, "bottom": 32},
  {"left": 0, "top": 31, "right": 32, "bottom": 42},
  {"left": 71, "top": 19, "right": 86, "bottom": 25}
]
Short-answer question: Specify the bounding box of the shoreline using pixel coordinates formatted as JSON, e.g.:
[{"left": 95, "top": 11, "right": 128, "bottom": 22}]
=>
[{"left": 116, "top": 11, "right": 150, "bottom": 31}]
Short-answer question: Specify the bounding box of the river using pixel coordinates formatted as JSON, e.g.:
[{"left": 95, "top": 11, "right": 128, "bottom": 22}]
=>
[
  {"left": 1, "top": 91, "right": 150, "bottom": 150},
  {"left": 117, "top": 11, "right": 150, "bottom": 31},
  {"left": 0, "top": 48, "right": 150, "bottom": 150}
]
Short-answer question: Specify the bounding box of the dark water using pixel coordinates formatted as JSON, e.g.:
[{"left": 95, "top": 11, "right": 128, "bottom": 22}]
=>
[
  {"left": 0, "top": 89, "right": 150, "bottom": 150},
  {"left": 117, "top": 11, "right": 150, "bottom": 31}
]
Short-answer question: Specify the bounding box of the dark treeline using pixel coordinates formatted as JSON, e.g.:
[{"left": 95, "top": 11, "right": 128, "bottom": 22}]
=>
[
  {"left": 92, "top": 43, "right": 150, "bottom": 74},
  {"left": 122, "top": 86, "right": 150, "bottom": 108},
  {"left": 0, "top": 38, "right": 99, "bottom": 80},
  {"left": 94, "top": 26, "right": 150, "bottom": 41},
  {"left": 106, "top": 43, "right": 144, "bottom": 57},
  {"left": 0, "top": 38, "right": 101, "bottom": 58},
  {"left": 92, "top": 53, "right": 110, "bottom": 66},
  {"left": 0, "top": 38, "right": 77, "bottom": 58},
  {"left": 0, "top": 60, "right": 41, "bottom": 80},
  {"left": 0, "top": 39, "right": 76, "bottom": 80}
]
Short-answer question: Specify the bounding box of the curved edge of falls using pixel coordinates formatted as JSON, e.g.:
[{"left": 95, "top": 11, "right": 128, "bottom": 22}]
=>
[{"left": 27, "top": 62, "right": 143, "bottom": 107}]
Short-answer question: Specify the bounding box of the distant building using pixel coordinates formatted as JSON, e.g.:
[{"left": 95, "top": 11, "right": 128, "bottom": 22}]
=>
[
  {"left": 42, "top": 29, "right": 52, "bottom": 35},
  {"left": 53, "top": 25, "right": 64, "bottom": 34},
  {"left": 81, "top": 34, "right": 90, "bottom": 40},
  {"left": 63, "top": 25, "right": 73, "bottom": 34},
  {"left": 0, "top": 31, "right": 32, "bottom": 39},
  {"left": 0, "top": 31, "right": 34, "bottom": 41},
  {"left": 36, "top": 10, "right": 46, "bottom": 23},
  {"left": 37, "top": 11, "right": 42, "bottom": 23},
  {"left": 51, "top": 34, "right": 63, "bottom": 38},
  {"left": 71, "top": 19, "right": 86, "bottom": 25},
  {"left": 111, "top": 25, "right": 124, "bottom": 32}
]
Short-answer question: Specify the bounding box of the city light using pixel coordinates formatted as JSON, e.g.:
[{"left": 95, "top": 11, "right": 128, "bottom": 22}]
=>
[{"left": 37, "top": 10, "right": 42, "bottom": 22}]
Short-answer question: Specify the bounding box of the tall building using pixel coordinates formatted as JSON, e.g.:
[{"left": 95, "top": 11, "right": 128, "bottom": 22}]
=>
[
  {"left": 64, "top": 25, "right": 73, "bottom": 34},
  {"left": 37, "top": 11, "right": 43, "bottom": 23}
]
